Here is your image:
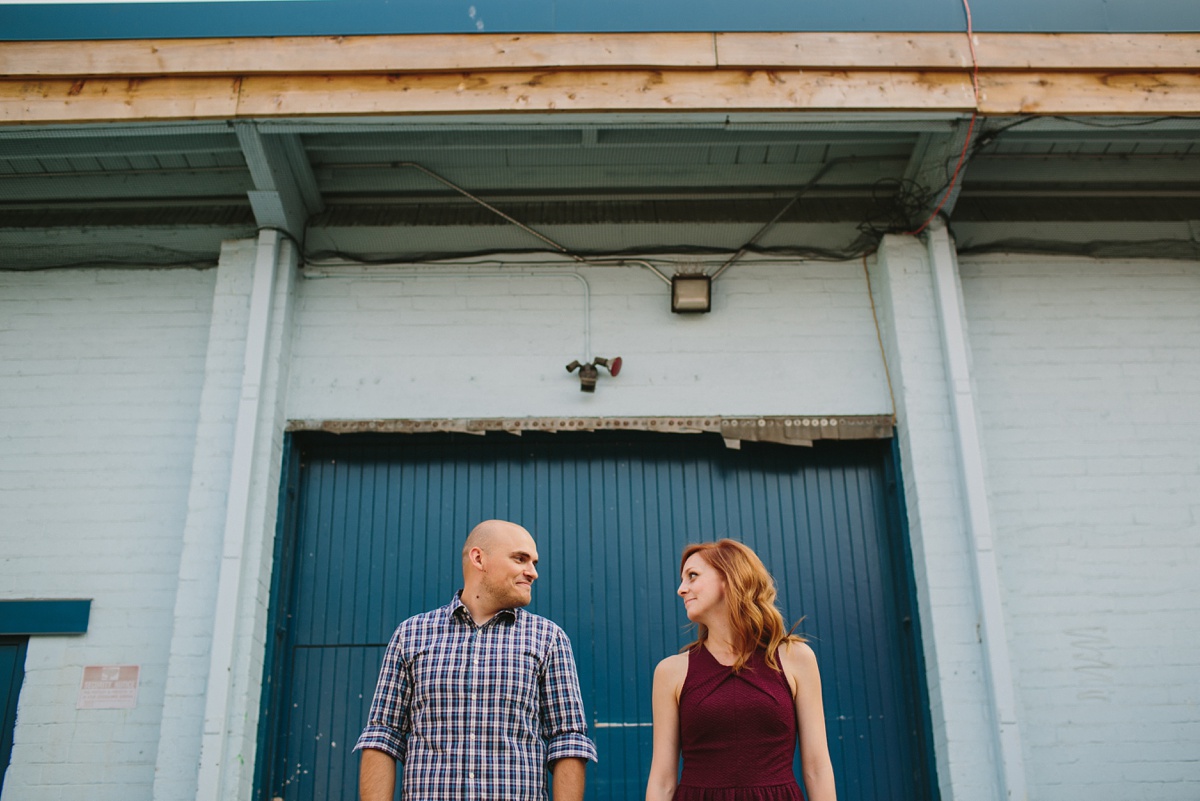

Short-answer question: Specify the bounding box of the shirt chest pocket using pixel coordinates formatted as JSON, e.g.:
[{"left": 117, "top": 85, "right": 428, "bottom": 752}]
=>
[{"left": 479, "top": 648, "right": 542, "bottom": 712}]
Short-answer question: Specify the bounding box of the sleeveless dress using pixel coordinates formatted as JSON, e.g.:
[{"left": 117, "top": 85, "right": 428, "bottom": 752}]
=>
[{"left": 675, "top": 645, "right": 803, "bottom": 801}]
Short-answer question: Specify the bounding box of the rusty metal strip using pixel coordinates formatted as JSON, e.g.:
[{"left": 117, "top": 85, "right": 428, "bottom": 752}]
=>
[{"left": 286, "top": 415, "right": 894, "bottom": 446}]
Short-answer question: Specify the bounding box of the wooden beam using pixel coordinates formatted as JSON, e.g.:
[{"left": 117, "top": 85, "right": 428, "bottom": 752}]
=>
[
  {"left": 4, "top": 32, "right": 1199, "bottom": 79},
  {"left": 230, "top": 70, "right": 976, "bottom": 117},
  {"left": 2, "top": 59, "right": 1200, "bottom": 123},
  {"left": 2, "top": 71, "right": 967, "bottom": 124},
  {"left": 979, "top": 71, "right": 1200, "bottom": 115},
  {"left": 0, "top": 73, "right": 972, "bottom": 124},
  {"left": 717, "top": 32, "right": 1200, "bottom": 71},
  {"left": 0, "top": 77, "right": 240, "bottom": 124},
  {"left": 0, "top": 33, "right": 718, "bottom": 78},
  {"left": 716, "top": 32, "right": 970, "bottom": 69},
  {"left": 8, "top": 67, "right": 1200, "bottom": 124},
  {"left": 972, "top": 33, "right": 1200, "bottom": 71}
]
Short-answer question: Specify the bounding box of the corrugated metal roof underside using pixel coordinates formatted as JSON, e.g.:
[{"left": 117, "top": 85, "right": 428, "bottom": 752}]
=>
[{"left": 2, "top": 116, "right": 1198, "bottom": 268}]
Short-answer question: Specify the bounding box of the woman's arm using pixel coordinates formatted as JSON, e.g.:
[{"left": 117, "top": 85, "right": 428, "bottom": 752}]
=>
[
  {"left": 783, "top": 641, "right": 837, "bottom": 801},
  {"left": 645, "top": 654, "right": 687, "bottom": 801}
]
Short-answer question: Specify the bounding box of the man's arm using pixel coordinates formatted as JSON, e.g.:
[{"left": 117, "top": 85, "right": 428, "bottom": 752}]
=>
[
  {"left": 538, "top": 629, "right": 599, "bottom": 765},
  {"left": 359, "top": 748, "right": 397, "bottom": 801},
  {"left": 355, "top": 625, "right": 413, "bottom": 800},
  {"left": 550, "top": 757, "right": 587, "bottom": 801}
]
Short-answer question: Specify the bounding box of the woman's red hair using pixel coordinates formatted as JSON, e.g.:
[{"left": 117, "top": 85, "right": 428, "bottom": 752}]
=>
[{"left": 680, "top": 538, "right": 803, "bottom": 673}]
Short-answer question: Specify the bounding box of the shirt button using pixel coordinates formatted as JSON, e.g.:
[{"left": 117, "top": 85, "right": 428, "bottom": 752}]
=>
[{"left": 469, "top": 773, "right": 474, "bottom": 779}]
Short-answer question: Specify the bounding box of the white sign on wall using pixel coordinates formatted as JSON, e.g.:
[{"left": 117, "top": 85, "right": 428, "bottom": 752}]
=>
[{"left": 77, "top": 665, "right": 140, "bottom": 709}]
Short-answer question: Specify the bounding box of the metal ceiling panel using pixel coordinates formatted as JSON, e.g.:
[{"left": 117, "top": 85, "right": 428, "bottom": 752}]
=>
[{"left": 1, "top": 115, "right": 1198, "bottom": 268}]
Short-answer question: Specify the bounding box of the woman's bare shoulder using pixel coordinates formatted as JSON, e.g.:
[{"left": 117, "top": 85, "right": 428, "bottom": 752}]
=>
[
  {"left": 655, "top": 651, "right": 690, "bottom": 679},
  {"left": 779, "top": 640, "right": 821, "bottom": 681},
  {"left": 780, "top": 639, "right": 817, "bottom": 663},
  {"left": 651, "top": 652, "right": 689, "bottom": 703}
]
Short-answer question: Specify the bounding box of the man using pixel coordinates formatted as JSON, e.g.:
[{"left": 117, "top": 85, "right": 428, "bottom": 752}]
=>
[{"left": 356, "top": 519, "right": 597, "bottom": 801}]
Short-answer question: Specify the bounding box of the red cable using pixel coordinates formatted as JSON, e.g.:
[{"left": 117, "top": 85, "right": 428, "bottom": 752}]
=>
[{"left": 906, "top": 0, "right": 980, "bottom": 236}]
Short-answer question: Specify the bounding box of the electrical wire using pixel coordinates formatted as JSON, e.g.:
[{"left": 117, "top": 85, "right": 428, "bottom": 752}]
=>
[
  {"left": 710, "top": 158, "right": 857, "bottom": 280},
  {"left": 905, "top": 0, "right": 980, "bottom": 236}
]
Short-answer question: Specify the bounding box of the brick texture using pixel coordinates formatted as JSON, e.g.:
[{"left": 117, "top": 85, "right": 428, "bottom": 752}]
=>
[
  {"left": 0, "top": 266, "right": 216, "bottom": 801},
  {"left": 287, "top": 259, "right": 895, "bottom": 420},
  {"left": 961, "top": 256, "right": 1200, "bottom": 800}
]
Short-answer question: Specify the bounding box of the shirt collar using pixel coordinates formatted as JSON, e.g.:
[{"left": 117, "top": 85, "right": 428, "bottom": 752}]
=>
[{"left": 449, "top": 590, "right": 519, "bottom": 626}]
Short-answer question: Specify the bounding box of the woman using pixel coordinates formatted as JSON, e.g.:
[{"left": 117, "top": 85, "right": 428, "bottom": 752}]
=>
[{"left": 646, "top": 539, "right": 836, "bottom": 801}]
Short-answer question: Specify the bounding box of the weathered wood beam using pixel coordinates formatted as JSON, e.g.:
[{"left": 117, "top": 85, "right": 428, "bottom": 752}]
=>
[
  {"left": 0, "top": 76, "right": 241, "bottom": 123},
  {"left": 237, "top": 69, "right": 978, "bottom": 115},
  {"left": 3, "top": 29, "right": 1198, "bottom": 124},
  {"left": 715, "top": 32, "right": 969, "bottom": 69},
  {"left": 716, "top": 32, "right": 1200, "bottom": 70},
  {"left": 979, "top": 71, "right": 1200, "bottom": 114},
  {"left": 1, "top": 70, "right": 976, "bottom": 124},
  {"left": 4, "top": 33, "right": 1199, "bottom": 79},
  {"left": 972, "top": 33, "right": 1200, "bottom": 70},
  {"left": 7, "top": 67, "right": 1200, "bottom": 124},
  {"left": 0, "top": 33, "right": 719, "bottom": 78}
]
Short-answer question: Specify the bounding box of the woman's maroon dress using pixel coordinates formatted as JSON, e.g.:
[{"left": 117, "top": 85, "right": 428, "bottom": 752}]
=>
[{"left": 675, "top": 645, "right": 803, "bottom": 801}]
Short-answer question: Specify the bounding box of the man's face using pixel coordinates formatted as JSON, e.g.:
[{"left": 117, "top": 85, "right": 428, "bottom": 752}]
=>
[{"left": 480, "top": 527, "right": 540, "bottom": 609}]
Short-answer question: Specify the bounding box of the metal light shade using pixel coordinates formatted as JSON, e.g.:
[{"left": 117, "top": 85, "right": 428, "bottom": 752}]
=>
[{"left": 671, "top": 274, "right": 711, "bottom": 313}]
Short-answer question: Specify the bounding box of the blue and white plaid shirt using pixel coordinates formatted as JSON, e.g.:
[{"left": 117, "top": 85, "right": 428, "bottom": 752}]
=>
[{"left": 355, "top": 593, "right": 598, "bottom": 801}]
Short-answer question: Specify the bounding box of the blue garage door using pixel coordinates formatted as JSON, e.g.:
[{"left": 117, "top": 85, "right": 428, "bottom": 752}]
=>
[
  {"left": 1, "top": 637, "right": 28, "bottom": 797},
  {"left": 256, "top": 432, "right": 933, "bottom": 801}
]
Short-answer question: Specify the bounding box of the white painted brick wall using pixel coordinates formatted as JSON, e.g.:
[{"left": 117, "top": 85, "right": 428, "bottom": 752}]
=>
[
  {"left": 960, "top": 256, "right": 1200, "bottom": 800},
  {"left": 287, "top": 257, "right": 895, "bottom": 420},
  {"left": 9, "top": 241, "right": 1193, "bottom": 801},
  {"left": 0, "top": 267, "right": 216, "bottom": 801}
]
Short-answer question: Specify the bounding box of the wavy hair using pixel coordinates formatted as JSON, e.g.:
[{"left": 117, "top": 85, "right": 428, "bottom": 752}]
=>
[{"left": 680, "top": 538, "right": 803, "bottom": 673}]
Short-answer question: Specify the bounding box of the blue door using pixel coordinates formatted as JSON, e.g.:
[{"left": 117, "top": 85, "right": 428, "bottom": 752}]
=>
[
  {"left": 257, "top": 432, "right": 933, "bottom": 801},
  {"left": 0, "top": 637, "right": 28, "bottom": 796}
]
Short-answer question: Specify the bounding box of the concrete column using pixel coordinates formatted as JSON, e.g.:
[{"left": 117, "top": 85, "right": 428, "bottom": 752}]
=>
[
  {"left": 868, "top": 233, "right": 1005, "bottom": 801},
  {"left": 925, "top": 221, "right": 1027, "bottom": 801},
  {"left": 153, "top": 231, "right": 297, "bottom": 801}
]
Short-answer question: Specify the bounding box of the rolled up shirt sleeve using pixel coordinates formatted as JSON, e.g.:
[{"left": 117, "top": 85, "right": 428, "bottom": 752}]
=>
[
  {"left": 354, "top": 625, "right": 413, "bottom": 762},
  {"left": 540, "top": 628, "right": 598, "bottom": 763}
]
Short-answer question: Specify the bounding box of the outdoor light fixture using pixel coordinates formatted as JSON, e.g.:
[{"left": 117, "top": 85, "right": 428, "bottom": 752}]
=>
[
  {"left": 565, "top": 356, "right": 622, "bottom": 393},
  {"left": 671, "top": 274, "right": 712, "bottom": 313}
]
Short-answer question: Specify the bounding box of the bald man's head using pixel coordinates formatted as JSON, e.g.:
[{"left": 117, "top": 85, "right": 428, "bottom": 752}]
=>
[
  {"left": 462, "top": 519, "right": 516, "bottom": 561},
  {"left": 461, "top": 520, "right": 539, "bottom": 619}
]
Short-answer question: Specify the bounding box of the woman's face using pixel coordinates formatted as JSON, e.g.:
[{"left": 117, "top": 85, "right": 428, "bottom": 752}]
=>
[{"left": 678, "top": 553, "right": 728, "bottom": 624}]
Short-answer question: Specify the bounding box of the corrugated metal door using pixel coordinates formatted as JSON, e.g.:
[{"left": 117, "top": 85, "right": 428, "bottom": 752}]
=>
[
  {"left": 258, "top": 432, "right": 932, "bottom": 801},
  {"left": 0, "top": 637, "right": 28, "bottom": 796}
]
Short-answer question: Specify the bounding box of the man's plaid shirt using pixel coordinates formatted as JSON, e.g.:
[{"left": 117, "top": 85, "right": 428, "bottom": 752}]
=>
[{"left": 355, "top": 593, "right": 598, "bottom": 801}]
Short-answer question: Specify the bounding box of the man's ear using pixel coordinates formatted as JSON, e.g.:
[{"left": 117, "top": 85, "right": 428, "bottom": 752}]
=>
[{"left": 468, "top": 546, "right": 486, "bottom": 571}]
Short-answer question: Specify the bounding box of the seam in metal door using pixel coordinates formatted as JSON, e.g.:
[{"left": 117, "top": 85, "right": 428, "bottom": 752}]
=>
[{"left": 257, "top": 431, "right": 933, "bottom": 801}]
